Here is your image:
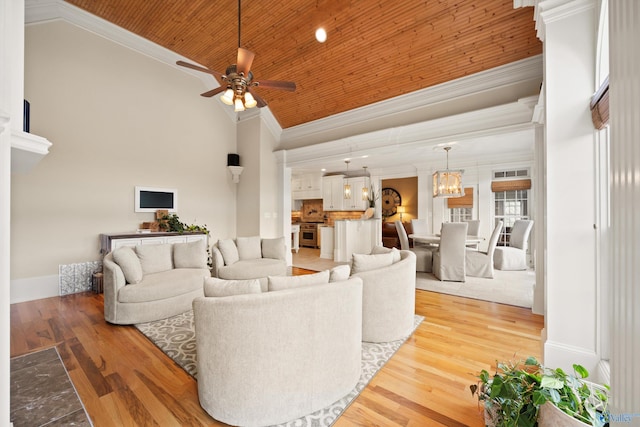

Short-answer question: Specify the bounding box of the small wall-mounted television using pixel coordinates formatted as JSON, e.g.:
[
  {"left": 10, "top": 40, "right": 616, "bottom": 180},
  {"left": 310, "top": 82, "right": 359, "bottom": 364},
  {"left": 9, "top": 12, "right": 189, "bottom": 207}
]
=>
[{"left": 135, "top": 186, "right": 178, "bottom": 213}]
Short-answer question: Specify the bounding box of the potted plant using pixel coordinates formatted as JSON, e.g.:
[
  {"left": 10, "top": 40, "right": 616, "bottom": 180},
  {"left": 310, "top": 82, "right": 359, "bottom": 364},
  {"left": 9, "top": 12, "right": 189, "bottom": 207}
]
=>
[{"left": 470, "top": 357, "right": 609, "bottom": 427}]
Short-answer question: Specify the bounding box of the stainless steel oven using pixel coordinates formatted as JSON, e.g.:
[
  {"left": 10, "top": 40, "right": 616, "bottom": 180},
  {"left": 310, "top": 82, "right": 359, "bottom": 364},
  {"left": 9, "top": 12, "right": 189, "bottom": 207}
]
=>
[{"left": 300, "top": 223, "right": 318, "bottom": 248}]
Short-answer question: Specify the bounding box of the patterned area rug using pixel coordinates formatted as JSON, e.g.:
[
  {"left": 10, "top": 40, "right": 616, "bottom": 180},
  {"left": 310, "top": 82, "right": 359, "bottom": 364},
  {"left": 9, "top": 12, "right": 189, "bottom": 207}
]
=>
[{"left": 136, "top": 311, "right": 423, "bottom": 427}]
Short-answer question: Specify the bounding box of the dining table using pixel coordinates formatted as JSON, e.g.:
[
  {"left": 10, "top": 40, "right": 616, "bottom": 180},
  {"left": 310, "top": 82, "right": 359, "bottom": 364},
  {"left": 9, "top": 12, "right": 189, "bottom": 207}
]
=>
[{"left": 408, "top": 233, "right": 484, "bottom": 249}]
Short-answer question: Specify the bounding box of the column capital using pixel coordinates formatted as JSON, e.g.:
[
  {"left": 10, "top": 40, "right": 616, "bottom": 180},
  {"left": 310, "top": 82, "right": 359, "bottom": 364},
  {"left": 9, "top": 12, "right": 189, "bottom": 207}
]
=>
[{"left": 520, "top": 0, "right": 596, "bottom": 41}]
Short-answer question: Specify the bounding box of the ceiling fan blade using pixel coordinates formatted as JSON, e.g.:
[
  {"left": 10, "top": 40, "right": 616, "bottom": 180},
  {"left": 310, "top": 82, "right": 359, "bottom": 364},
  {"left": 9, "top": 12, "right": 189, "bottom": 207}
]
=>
[
  {"left": 247, "top": 87, "right": 267, "bottom": 108},
  {"left": 255, "top": 79, "right": 296, "bottom": 92},
  {"left": 200, "top": 86, "right": 226, "bottom": 97},
  {"left": 176, "top": 60, "right": 223, "bottom": 80},
  {"left": 236, "top": 48, "right": 255, "bottom": 76}
]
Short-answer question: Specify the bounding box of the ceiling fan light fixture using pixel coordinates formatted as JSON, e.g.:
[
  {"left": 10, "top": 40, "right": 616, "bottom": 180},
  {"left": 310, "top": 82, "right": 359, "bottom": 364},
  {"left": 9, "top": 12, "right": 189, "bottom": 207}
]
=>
[
  {"left": 234, "top": 97, "right": 245, "bottom": 112},
  {"left": 221, "top": 88, "right": 234, "bottom": 105},
  {"left": 244, "top": 91, "right": 257, "bottom": 108}
]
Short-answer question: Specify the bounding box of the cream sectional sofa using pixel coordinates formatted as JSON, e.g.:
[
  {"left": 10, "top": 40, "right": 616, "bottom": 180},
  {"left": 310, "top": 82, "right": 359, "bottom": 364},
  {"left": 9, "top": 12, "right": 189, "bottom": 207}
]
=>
[
  {"left": 350, "top": 247, "right": 417, "bottom": 342},
  {"left": 103, "top": 239, "right": 210, "bottom": 325},
  {"left": 193, "top": 272, "right": 363, "bottom": 427},
  {"left": 210, "top": 236, "right": 287, "bottom": 291}
]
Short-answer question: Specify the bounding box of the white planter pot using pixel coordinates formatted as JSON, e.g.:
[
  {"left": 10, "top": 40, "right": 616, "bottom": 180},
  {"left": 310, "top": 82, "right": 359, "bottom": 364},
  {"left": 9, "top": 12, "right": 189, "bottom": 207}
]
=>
[{"left": 538, "top": 402, "right": 590, "bottom": 427}]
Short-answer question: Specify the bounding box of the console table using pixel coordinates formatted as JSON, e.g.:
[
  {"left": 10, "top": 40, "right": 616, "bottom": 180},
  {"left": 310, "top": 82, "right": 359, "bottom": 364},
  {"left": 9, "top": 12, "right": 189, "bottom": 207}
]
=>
[{"left": 100, "top": 231, "right": 208, "bottom": 255}]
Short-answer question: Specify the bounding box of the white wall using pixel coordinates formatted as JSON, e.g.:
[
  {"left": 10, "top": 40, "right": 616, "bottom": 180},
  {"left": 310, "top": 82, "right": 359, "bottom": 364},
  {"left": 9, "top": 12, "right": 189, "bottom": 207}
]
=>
[
  {"left": 540, "top": 2, "right": 600, "bottom": 373},
  {"left": 11, "top": 20, "right": 236, "bottom": 301},
  {"left": 236, "top": 115, "right": 282, "bottom": 239}
]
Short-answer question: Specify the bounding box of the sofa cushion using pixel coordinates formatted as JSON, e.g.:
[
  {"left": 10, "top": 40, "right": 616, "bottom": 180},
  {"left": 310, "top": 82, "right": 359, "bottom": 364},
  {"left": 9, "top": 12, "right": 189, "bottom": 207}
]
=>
[
  {"left": 371, "top": 245, "right": 401, "bottom": 263},
  {"left": 217, "top": 239, "right": 239, "bottom": 265},
  {"left": 351, "top": 252, "right": 395, "bottom": 274},
  {"left": 118, "top": 268, "right": 209, "bottom": 303},
  {"left": 329, "top": 265, "right": 351, "bottom": 282},
  {"left": 268, "top": 270, "right": 330, "bottom": 291},
  {"left": 135, "top": 244, "right": 173, "bottom": 275},
  {"left": 112, "top": 246, "right": 143, "bottom": 284},
  {"left": 236, "top": 236, "right": 262, "bottom": 260},
  {"left": 173, "top": 239, "right": 208, "bottom": 269},
  {"left": 218, "top": 258, "right": 287, "bottom": 281},
  {"left": 262, "top": 236, "right": 285, "bottom": 260},
  {"left": 203, "top": 277, "right": 261, "bottom": 297}
]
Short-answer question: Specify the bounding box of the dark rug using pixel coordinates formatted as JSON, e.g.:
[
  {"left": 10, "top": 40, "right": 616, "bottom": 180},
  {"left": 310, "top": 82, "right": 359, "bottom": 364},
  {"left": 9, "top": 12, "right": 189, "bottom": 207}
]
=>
[{"left": 136, "top": 312, "right": 423, "bottom": 427}]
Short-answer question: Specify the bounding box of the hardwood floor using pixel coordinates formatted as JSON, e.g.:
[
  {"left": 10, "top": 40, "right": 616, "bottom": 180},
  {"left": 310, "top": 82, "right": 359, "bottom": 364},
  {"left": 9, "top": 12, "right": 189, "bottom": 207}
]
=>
[{"left": 10, "top": 273, "right": 543, "bottom": 426}]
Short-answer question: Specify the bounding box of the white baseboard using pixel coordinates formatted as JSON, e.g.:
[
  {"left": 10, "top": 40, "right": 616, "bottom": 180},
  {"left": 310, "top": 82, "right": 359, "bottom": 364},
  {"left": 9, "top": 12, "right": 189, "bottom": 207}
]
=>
[
  {"left": 10, "top": 275, "right": 59, "bottom": 304},
  {"left": 544, "top": 340, "right": 602, "bottom": 380}
]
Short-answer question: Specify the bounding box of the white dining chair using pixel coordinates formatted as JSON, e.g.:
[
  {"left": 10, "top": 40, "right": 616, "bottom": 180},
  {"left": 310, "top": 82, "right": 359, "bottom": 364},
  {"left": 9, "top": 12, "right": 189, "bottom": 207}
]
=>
[
  {"left": 410, "top": 219, "right": 431, "bottom": 248},
  {"left": 464, "top": 220, "right": 480, "bottom": 236},
  {"left": 432, "top": 222, "right": 468, "bottom": 282},
  {"left": 494, "top": 220, "right": 534, "bottom": 271},
  {"left": 465, "top": 221, "right": 503, "bottom": 278},
  {"left": 395, "top": 220, "right": 433, "bottom": 273}
]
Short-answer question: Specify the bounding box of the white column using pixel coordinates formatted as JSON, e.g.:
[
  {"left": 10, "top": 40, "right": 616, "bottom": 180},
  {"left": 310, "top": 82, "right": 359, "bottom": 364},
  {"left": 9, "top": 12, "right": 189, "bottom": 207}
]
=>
[
  {"left": 539, "top": 0, "right": 600, "bottom": 372},
  {"left": 533, "top": 124, "right": 545, "bottom": 315},
  {"left": 609, "top": 0, "right": 640, "bottom": 415}
]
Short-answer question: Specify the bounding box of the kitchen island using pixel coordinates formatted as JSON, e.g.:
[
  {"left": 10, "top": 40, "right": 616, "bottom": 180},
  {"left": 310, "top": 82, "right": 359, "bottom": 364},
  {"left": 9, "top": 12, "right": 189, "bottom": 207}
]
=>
[{"left": 333, "top": 218, "right": 382, "bottom": 262}]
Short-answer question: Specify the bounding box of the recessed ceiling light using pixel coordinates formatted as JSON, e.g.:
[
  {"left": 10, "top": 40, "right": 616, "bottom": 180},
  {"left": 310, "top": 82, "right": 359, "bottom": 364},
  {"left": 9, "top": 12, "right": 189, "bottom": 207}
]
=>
[{"left": 315, "top": 28, "right": 327, "bottom": 43}]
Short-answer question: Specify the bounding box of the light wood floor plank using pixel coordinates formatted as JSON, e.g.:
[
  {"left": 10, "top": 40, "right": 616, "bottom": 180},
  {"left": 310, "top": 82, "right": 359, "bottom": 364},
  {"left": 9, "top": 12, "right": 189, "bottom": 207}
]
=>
[{"left": 10, "top": 273, "right": 543, "bottom": 426}]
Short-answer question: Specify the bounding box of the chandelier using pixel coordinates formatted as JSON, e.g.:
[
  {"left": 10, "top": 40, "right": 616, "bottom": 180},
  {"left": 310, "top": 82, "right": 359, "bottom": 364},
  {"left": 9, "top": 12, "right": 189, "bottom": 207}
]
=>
[{"left": 432, "top": 146, "right": 464, "bottom": 198}]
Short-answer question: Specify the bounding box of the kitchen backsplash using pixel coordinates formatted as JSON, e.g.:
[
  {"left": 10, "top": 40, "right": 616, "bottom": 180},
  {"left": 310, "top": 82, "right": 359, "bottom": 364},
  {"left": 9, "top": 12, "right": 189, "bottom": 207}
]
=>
[{"left": 293, "top": 199, "right": 364, "bottom": 224}]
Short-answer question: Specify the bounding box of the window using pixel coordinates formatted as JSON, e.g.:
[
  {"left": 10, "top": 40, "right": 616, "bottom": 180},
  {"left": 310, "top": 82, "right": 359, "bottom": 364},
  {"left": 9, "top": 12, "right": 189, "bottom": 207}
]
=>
[
  {"left": 492, "top": 170, "right": 530, "bottom": 246},
  {"left": 448, "top": 187, "right": 474, "bottom": 222}
]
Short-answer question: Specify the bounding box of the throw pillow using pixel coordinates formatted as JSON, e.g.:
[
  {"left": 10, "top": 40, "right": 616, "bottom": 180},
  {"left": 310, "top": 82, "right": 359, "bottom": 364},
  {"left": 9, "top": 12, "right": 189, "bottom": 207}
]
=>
[
  {"left": 371, "top": 245, "right": 401, "bottom": 263},
  {"left": 217, "top": 239, "right": 239, "bottom": 265},
  {"left": 173, "top": 239, "right": 208, "bottom": 269},
  {"left": 112, "top": 246, "right": 143, "bottom": 284},
  {"left": 329, "top": 265, "right": 351, "bottom": 282},
  {"left": 268, "top": 270, "right": 330, "bottom": 292},
  {"left": 351, "top": 252, "right": 395, "bottom": 274},
  {"left": 203, "top": 277, "right": 261, "bottom": 297},
  {"left": 236, "top": 236, "right": 262, "bottom": 260},
  {"left": 262, "top": 236, "right": 286, "bottom": 260},
  {"left": 135, "top": 243, "right": 173, "bottom": 275}
]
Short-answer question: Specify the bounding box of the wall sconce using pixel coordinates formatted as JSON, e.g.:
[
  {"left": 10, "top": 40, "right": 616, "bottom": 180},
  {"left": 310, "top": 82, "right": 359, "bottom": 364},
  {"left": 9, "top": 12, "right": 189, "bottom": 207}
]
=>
[
  {"left": 228, "top": 166, "right": 244, "bottom": 183},
  {"left": 227, "top": 153, "right": 243, "bottom": 184},
  {"left": 397, "top": 205, "right": 405, "bottom": 222}
]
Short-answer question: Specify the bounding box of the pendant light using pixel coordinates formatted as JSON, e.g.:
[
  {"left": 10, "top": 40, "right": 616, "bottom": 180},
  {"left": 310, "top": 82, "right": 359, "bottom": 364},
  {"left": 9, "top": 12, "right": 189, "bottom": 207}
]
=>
[
  {"left": 343, "top": 160, "right": 352, "bottom": 199},
  {"left": 433, "top": 146, "right": 464, "bottom": 198},
  {"left": 362, "top": 166, "right": 369, "bottom": 200}
]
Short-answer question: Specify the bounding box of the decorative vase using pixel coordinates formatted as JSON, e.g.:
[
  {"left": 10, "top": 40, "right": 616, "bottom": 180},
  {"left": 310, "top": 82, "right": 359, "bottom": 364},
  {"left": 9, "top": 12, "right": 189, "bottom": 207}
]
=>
[
  {"left": 538, "top": 401, "right": 590, "bottom": 427},
  {"left": 483, "top": 403, "right": 501, "bottom": 427}
]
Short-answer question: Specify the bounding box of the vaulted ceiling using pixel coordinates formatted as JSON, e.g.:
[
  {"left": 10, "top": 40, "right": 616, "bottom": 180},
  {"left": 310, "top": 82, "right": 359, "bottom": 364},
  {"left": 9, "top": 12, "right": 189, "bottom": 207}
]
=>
[{"left": 63, "top": 0, "right": 542, "bottom": 130}]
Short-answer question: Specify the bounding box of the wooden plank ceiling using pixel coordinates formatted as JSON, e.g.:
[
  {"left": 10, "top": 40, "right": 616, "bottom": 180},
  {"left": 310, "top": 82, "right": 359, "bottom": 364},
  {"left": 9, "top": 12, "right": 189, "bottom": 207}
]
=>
[{"left": 65, "top": 0, "right": 541, "bottom": 129}]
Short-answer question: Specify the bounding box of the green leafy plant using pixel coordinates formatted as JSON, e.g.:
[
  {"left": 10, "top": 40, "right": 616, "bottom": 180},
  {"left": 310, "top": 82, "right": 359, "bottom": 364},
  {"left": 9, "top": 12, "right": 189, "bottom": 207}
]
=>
[
  {"left": 470, "top": 357, "right": 609, "bottom": 427},
  {"left": 367, "top": 184, "right": 379, "bottom": 208},
  {"left": 160, "top": 214, "right": 209, "bottom": 234}
]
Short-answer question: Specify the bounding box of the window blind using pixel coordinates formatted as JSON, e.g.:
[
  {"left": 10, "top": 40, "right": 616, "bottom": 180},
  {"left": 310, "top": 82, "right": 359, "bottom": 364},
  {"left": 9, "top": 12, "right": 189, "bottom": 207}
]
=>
[
  {"left": 447, "top": 187, "right": 474, "bottom": 208},
  {"left": 491, "top": 179, "right": 531, "bottom": 192}
]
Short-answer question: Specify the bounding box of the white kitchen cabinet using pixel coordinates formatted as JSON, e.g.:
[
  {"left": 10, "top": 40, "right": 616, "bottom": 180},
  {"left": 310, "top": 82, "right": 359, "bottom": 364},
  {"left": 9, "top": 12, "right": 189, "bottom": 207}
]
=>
[
  {"left": 342, "top": 176, "right": 368, "bottom": 211},
  {"left": 322, "top": 175, "right": 345, "bottom": 211},
  {"left": 319, "top": 225, "right": 334, "bottom": 259},
  {"left": 333, "top": 219, "right": 382, "bottom": 262},
  {"left": 292, "top": 173, "right": 322, "bottom": 200}
]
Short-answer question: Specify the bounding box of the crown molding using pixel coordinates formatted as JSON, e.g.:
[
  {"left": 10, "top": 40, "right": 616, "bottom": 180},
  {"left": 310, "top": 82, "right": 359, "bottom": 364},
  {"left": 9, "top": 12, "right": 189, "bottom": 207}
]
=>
[
  {"left": 279, "top": 55, "right": 542, "bottom": 146},
  {"left": 284, "top": 97, "right": 536, "bottom": 171}
]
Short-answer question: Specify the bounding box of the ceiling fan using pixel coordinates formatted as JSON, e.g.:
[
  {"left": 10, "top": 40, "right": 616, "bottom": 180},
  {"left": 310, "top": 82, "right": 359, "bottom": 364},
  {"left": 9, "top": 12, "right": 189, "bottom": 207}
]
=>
[{"left": 176, "top": 0, "right": 296, "bottom": 112}]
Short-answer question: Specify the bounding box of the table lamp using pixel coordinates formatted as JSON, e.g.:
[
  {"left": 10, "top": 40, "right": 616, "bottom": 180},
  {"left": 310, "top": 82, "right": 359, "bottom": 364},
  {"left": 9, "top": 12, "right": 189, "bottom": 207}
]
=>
[{"left": 397, "top": 206, "right": 405, "bottom": 222}]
